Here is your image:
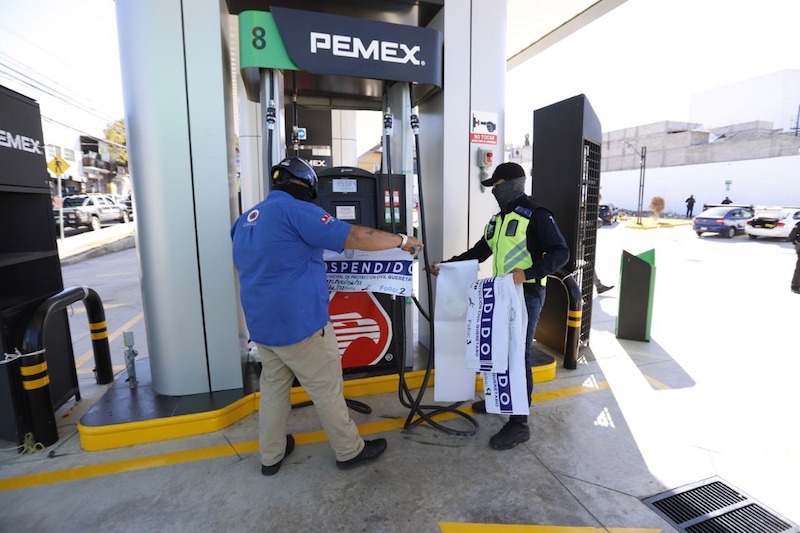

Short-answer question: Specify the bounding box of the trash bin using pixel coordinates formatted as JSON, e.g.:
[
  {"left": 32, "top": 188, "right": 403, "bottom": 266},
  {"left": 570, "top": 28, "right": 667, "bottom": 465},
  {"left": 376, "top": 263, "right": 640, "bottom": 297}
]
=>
[{"left": 616, "top": 249, "right": 655, "bottom": 341}]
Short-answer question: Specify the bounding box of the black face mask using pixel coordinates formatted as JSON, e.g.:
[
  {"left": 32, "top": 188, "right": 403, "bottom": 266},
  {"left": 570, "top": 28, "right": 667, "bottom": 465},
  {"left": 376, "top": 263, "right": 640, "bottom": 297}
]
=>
[
  {"left": 275, "top": 181, "right": 316, "bottom": 202},
  {"left": 491, "top": 179, "right": 525, "bottom": 209}
]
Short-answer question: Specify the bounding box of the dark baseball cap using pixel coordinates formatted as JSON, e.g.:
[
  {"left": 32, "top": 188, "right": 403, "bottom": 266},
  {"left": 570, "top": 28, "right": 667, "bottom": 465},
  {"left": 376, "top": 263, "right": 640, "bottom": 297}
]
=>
[{"left": 481, "top": 162, "right": 526, "bottom": 187}]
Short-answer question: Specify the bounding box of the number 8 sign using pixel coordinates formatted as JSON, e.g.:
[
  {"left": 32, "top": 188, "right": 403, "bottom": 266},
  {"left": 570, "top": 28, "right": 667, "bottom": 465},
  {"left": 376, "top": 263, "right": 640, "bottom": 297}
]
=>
[{"left": 238, "top": 11, "right": 299, "bottom": 71}]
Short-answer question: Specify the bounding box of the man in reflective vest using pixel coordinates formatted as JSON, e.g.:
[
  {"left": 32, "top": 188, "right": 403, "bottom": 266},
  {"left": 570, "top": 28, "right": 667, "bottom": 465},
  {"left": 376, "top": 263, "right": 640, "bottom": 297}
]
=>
[{"left": 431, "top": 162, "right": 569, "bottom": 450}]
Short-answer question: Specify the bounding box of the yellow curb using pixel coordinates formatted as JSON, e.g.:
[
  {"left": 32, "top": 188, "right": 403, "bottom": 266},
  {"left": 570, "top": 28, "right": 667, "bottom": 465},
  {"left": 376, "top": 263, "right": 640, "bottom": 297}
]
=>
[{"left": 78, "top": 362, "right": 558, "bottom": 451}]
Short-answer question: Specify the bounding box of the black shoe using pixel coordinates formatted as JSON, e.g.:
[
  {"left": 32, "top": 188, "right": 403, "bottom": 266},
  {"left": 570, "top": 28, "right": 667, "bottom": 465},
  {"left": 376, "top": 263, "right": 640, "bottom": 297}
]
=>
[
  {"left": 261, "top": 434, "right": 295, "bottom": 476},
  {"left": 336, "top": 438, "right": 387, "bottom": 470},
  {"left": 792, "top": 288, "right": 800, "bottom": 294},
  {"left": 597, "top": 284, "right": 614, "bottom": 294},
  {"left": 472, "top": 399, "right": 486, "bottom": 414},
  {"left": 489, "top": 421, "right": 530, "bottom": 450}
]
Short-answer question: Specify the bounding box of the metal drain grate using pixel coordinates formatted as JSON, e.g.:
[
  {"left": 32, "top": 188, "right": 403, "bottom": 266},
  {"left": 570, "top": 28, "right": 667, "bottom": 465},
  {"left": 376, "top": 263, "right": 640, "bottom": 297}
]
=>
[{"left": 643, "top": 477, "right": 799, "bottom": 532}]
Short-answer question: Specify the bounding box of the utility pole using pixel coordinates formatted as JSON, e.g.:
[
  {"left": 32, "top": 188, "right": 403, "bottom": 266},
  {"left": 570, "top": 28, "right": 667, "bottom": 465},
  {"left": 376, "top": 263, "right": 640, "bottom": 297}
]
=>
[{"left": 626, "top": 142, "right": 647, "bottom": 224}]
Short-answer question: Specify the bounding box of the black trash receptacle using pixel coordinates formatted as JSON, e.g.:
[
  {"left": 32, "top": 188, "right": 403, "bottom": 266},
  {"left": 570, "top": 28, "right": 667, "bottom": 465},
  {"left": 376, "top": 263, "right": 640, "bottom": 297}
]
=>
[{"left": 616, "top": 249, "right": 656, "bottom": 341}]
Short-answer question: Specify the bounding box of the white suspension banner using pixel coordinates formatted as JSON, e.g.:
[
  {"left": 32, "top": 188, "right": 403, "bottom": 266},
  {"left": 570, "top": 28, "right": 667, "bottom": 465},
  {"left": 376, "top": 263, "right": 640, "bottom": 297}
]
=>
[
  {"left": 433, "top": 260, "right": 480, "bottom": 402},
  {"left": 481, "top": 274, "right": 531, "bottom": 415},
  {"left": 433, "top": 266, "right": 529, "bottom": 414},
  {"left": 324, "top": 248, "right": 413, "bottom": 296},
  {"left": 475, "top": 277, "right": 529, "bottom": 416}
]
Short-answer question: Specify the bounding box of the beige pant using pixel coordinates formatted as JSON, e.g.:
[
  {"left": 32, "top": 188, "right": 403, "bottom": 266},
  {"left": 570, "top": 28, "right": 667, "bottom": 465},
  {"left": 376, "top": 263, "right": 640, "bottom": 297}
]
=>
[{"left": 257, "top": 322, "right": 364, "bottom": 466}]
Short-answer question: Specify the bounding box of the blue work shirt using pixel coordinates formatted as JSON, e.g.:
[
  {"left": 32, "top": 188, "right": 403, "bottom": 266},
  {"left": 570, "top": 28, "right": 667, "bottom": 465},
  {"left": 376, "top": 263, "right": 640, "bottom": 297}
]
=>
[{"left": 231, "top": 190, "right": 352, "bottom": 346}]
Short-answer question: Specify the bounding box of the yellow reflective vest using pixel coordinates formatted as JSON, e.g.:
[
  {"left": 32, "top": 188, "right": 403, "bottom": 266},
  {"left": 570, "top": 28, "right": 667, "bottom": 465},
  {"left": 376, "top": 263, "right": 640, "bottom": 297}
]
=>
[{"left": 484, "top": 207, "right": 547, "bottom": 286}]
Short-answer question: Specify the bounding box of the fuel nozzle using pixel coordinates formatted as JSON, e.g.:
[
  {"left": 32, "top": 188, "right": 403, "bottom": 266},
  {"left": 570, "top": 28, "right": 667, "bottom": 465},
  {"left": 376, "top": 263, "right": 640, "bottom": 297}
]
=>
[
  {"left": 410, "top": 107, "right": 420, "bottom": 135},
  {"left": 266, "top": 99, "right": 276, "bottom": 130},
  {"left": 383, "top": 107, "right": 393, "bottom": 136},
  {"left": 291, "top": 125, "right": 299, "bottom": 153}
]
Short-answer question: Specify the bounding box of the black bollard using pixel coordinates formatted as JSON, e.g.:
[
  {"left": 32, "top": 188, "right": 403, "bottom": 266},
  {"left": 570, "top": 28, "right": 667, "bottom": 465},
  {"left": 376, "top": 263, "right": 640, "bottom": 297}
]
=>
[{"left": 20, "top": 286, "right": 115, "bottom": 446}]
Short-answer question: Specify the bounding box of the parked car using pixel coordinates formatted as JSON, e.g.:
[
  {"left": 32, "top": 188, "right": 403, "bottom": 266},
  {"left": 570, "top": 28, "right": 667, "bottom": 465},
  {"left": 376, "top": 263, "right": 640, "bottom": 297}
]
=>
[
  {"left": 103, "top": 194, "right": 131, "bottom": 217},
  {"left": 54, "top": 193, "right": 129, "bottom": 231},
  {"left": 692, "top": 206, "right": 753, "bottom": 238},
  {"left": 745, "top": 208, "right": 800, "bottom": 241},
  {"left": 124, "top": 195, "right": 134, "bottom": 219},
  {"left": 598, "top": 203, "right": 619, "bottom": 225},
  {"left": 105, "top": 193, "right": 126, "bottom": 206}
]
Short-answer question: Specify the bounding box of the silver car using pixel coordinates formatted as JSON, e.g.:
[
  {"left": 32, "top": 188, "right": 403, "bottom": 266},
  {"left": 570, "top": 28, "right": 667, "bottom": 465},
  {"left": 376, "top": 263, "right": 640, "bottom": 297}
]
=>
[{"left": 55, "top": 194, "right": 129, "bottom": 231}]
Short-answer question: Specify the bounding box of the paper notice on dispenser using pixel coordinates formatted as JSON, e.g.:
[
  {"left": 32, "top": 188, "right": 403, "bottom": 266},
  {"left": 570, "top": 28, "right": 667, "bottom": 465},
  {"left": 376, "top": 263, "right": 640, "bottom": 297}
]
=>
[{"left": 433, "top": 260, "right": 479, "bottom": 402}]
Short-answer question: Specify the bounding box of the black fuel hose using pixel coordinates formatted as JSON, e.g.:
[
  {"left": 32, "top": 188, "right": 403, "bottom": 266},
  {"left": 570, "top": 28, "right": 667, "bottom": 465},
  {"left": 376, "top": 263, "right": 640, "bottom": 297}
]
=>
[{"left": 393, "top": 85, "right": 478, "bottom": 436}]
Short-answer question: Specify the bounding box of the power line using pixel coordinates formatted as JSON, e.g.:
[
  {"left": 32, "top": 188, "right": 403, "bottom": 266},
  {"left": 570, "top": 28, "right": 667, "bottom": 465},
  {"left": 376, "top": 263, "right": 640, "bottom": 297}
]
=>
[
  {"left": 0, "top": 21, "right": 113, "bottom": 89},
  {"left": 0, "top": 66, "right": 126, "bottom": 143},
  {"left": 0, "top": 50, "right": 118, "bottom": 123},
  {"left": 0, "top": 59, "right": 119, "bottom": 125},
  {"left": 41, "top": 114, "right": 126, "bottom": 151}
]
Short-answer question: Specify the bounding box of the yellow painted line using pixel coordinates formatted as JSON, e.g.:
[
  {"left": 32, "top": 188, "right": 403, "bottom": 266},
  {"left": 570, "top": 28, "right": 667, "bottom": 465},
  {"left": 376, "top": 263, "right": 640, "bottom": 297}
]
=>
[
  {"left": 89, "top": 320, "right": 107, "bottom": 331},
  {"left": 567, "top": 319, "right": 581, "bottom": 327},
  {"left": 643, "top": 375, "right": 670, "bottom": 390},
  {"left": 532, "top": 381, "right": 610, "bottom": 402},
  {"left": 74, "top": 312, "right": 144, "bottom": 368},
  {"left": 0, "top": 375, "right": 613, "bottom": 492},
  {"left": 440, "top": 524, "right": 659, "bottom": 533},
  {"left": 0, "top": 443, "right": 239, "bottom": 491},
  {"left": 568, "top": 310, "right": 581, "bottom": 318},
  {"left": 1, "top": 408, "right": 462, "bottom": 492},
  {"left": 67, "top": 302, "right": 129, "bottom": 314}
]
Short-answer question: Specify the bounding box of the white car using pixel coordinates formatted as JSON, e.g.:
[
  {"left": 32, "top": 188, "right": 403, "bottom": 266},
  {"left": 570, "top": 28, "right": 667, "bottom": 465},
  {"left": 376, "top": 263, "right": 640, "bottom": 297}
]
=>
[{"left": 745, "top": 207, "right": 800, "bottom": 240}]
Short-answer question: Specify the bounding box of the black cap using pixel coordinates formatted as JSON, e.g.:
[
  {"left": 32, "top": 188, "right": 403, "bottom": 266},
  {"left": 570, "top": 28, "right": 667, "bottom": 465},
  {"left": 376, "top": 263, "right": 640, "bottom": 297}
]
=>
[{"left": 481, "top": 162, "right": 526, "bottom": 187}]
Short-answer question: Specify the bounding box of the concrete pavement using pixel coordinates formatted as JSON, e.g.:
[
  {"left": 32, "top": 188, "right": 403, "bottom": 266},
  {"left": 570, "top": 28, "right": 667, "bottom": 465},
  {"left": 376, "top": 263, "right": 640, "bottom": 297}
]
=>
[{"left": 1, "top": 222, "right": 799, "bottom": 532}]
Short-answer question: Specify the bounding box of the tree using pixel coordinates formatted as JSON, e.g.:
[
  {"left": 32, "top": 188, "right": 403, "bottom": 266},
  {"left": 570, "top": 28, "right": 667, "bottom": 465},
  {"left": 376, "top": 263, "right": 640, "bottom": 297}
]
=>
[
  {"left": 649, "top": 195, "right": 665, "bottom": 220},
  {"left": 104, "top": 119, "right": 127, "bottom": 166}
]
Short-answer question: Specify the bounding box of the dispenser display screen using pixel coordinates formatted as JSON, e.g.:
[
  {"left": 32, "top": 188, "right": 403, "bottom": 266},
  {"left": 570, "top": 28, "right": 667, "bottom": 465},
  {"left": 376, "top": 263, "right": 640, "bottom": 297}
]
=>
[{"left": 332, "top": 179, "right": 357, "bottom": 193}]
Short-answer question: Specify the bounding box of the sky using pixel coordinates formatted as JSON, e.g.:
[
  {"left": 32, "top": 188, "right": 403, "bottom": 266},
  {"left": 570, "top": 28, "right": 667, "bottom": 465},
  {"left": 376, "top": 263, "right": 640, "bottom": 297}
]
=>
[
  {"left": 1, "top": 0, "right": 799, "bottom": 151},
  {"left": 505, "top": 0, "right": 800, "bottom": 146},
  {"left": 0, "top": 0, "right": 123, "bottom": 138}
]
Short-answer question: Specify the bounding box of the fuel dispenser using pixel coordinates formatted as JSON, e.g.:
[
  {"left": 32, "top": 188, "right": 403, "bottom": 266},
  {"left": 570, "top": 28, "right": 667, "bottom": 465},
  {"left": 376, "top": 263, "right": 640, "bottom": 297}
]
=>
[
  {"left": 316, "top": 166, "right": 410, "bottom": 376},
  {"left": 237, "top": 5, "right": 478, "bottom": 435}
]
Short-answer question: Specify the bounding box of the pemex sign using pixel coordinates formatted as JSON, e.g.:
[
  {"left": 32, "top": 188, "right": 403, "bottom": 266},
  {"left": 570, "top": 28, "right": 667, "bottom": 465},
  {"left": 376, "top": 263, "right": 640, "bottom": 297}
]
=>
[
  {"left": 239, "top": 7, "right": 442, "bottom": 87},
  {"left": 329, "top": 291, "right": 393, "bottom": 369}
]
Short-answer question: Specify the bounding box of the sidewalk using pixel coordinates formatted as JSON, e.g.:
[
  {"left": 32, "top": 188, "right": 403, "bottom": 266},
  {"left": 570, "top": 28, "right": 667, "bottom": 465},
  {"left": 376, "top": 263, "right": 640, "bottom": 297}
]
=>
[{"left": 56, "top": 222, "right": 136, "bottom": 265}]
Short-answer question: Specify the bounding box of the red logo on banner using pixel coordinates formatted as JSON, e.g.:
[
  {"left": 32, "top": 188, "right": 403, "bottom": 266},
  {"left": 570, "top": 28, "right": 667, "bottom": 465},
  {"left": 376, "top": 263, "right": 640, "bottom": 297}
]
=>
[{"left": 329, "top": 292, "right": 392, "bottom": 368}]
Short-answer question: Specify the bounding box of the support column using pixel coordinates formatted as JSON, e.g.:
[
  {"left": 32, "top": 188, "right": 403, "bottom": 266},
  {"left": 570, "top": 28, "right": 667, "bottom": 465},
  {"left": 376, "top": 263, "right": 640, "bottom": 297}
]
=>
[
  {"left": 417, "top": 0, "right": 507, "bottom": 349},
  {"left": 115, "top": 0, "right": 243, "bottom": 395}
]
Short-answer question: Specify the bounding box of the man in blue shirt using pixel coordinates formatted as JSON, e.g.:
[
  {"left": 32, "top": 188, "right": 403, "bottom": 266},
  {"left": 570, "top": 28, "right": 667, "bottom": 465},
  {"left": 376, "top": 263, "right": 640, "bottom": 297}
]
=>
[{"left": 232, "top": 157, "right": 422, "bottom": 476}]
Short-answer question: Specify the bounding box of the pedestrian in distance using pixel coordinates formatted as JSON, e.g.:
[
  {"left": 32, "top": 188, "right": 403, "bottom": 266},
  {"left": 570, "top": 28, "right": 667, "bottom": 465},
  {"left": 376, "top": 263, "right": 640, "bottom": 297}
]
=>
[
  {"left": 429, "top": 162, "right": 569, "bottom": 450},
  {"left": 721, "top": 196, "right": 732, "bottom": 204},
  {"left": 685, "top": 194, "right": 696, "bottom": 218},
  {"left": 231, "top": 156, "right": 423, "bottom": 476},
  {"left": 790, "top": 221, "right": 800, "bottom": 295}
]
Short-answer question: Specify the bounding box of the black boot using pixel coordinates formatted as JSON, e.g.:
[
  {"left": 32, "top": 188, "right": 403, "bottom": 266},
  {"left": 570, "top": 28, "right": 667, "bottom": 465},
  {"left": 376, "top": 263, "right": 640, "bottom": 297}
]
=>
[
  {"left": 596, "top": 283, "right": 614, "bottom": 294},
  {"left": 489, "top": 416, "right": 530, "bottom": 450}
]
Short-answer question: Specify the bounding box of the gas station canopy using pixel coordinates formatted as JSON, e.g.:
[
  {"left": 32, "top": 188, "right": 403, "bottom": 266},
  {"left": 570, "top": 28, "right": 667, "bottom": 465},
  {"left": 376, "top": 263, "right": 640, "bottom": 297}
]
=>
[{"left": 225, "top": 0, "right": 628, "bottom": 107}]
